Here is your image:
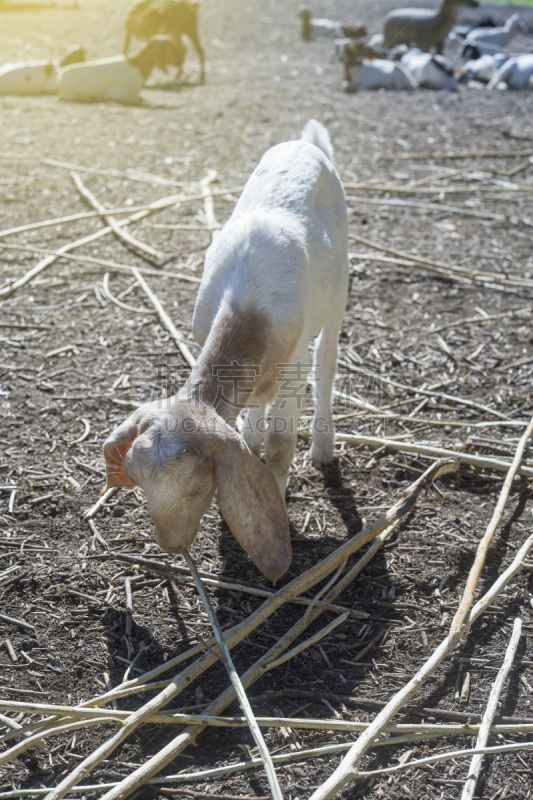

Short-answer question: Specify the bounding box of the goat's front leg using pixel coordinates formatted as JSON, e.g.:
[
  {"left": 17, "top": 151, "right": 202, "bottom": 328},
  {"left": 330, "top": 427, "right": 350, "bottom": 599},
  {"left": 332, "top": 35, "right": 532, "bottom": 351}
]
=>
[
  {"left": 265, "top": 399, "right": 299, "bottom": 499},
  {"left": 265, "top": 354, "right": 309, "bottom": 498},
  {"left": 310, "top": 317, "right": 342, "bottom": 467},
  {"left": 242, "top": 404, "right": 265, "bottom": 458}
]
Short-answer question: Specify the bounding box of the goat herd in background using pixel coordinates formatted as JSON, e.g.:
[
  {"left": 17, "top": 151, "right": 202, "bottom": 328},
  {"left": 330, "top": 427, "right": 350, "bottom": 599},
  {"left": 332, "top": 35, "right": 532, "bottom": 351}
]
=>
[
  {"left": 0, "top": 0, "right": 531, "bottom": 101},
  {"left": 305, "top": 0, "right": 533, "bottom": 91}
]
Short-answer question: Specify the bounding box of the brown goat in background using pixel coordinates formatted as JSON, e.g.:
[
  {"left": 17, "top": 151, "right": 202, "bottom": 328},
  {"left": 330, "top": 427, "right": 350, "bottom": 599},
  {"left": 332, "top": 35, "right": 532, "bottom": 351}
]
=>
[{"left": 124, "top": 0, "right": 205, "bottom": 82}]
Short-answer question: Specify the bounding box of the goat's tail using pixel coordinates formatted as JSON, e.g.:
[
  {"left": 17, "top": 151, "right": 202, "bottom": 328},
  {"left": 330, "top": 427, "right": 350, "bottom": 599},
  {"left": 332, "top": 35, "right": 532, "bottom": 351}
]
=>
[{"left": 300, "top": 119, "right": 335, "bottom": 164}]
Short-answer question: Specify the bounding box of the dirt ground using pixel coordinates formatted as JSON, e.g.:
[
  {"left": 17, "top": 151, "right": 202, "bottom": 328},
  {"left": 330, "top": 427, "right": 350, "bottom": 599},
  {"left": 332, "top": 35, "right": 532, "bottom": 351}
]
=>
[{"left": 1, "top": 1, "right": 533, "bottom": 798}]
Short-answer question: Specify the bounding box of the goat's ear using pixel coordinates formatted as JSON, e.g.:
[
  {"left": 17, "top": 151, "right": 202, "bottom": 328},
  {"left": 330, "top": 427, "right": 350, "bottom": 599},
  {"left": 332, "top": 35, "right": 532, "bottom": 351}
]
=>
[
  {"left": 214, "top": 436, "right": 291, "bottom": 581},
  {"left": 103, "top": 419, "right": 141, "bottom": 490}
]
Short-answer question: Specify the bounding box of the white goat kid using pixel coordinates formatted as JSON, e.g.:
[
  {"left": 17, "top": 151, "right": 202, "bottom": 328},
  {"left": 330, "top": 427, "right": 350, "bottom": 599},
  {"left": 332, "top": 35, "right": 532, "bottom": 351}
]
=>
[
  {"left": 59, "top": 35, "right": 181, "bottom": 104},
  {"left": 103, "top": 121, "right": 349, "bottom": 582},
  {"left": 458, "top": 52, "right": 509, "bottom": 83},
  {"left": 464, "top": 13, "right": 528, "bottom": 47},
  {"left": 399, "top": 48, "right": 456, "bottom": 88},
  {"left": 487, "top": 54, "right": 533, "bottom": 89},
  {"left": 345, "top": 58, "right": 418, "bottom": 91},
  {"left": 0, "top": 60, "right": 59, "bottom": 95},
  {"left": 460, "top": 40, "right": 507, "bottom": 59}
]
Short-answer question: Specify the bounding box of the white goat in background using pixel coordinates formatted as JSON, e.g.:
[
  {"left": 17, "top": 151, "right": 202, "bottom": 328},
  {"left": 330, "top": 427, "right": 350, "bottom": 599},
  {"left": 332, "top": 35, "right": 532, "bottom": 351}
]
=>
[
  {"left": 487, "top": 54, "right": 533, "bottom": 89},
  {"left": 464, "top": 13, "right": 528, "bottom": 47},
  {"left": 458, "top": 52, "right": 509, "bottom": 84},
  {"left": 345, "top": 58, "right": 418, "bottom": 91},
  {"left": 399, "top": 48, "right": 457, "bottom": 89},
  {"left": 103, "top": 121, "right": 349, "bottom": 581},
  {"left": 0, "top": 61, "right": 59, "bottom": 95},
  {"left": 60, "top": 35, "right": 182, "bottom": 104}
]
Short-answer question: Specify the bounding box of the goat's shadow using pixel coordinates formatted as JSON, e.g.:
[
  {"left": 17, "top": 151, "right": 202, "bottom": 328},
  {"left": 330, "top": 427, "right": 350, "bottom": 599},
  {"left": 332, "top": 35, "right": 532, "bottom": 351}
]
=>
[{"left": 146, "top": 77, "right": 202, "bottom": 92}]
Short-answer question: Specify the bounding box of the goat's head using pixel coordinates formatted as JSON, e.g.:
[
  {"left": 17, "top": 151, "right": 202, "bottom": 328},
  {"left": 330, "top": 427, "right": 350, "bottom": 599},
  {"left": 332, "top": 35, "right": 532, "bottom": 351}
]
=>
[
  {"left": 331, "top": 38, "right": 351, "bottom": 62},
  {"left": 59, "top": 45, "right": 86, "bottom": 68},
  {"left": 508, "top": 14, "right": 528, "bottom": 34},
  {"left": 132, "top": 34, "right": 184, "bottom": 78},
  {"left": 103, "top": 398, "right": 291, "bottom": 581},
  {"left": 461, "top": 42, "right": 481, "bottom": 61},
  {"left": 298, "top": 5, "right": 311, "bottom": 21}
]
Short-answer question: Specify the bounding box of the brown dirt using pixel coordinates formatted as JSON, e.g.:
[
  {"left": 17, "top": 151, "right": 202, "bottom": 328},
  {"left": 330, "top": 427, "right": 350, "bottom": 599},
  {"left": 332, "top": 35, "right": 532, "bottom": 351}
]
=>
[{"left": 1, "top": 1, "right": 533, "bottom": 799}]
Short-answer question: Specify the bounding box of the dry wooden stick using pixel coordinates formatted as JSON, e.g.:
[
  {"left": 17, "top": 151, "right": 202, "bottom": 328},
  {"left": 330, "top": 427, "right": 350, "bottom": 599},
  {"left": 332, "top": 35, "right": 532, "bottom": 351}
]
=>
[
  {"left": 70, "top": 522, "right": 393, "bottom": 712},
  {"left": 384, "top": 148, "right": 533, "bottom": 160},
  {"left": 0, "top": 736, "right": 489, "bottom": 799},
  {"left": 338, "top": 367, "right": 513, "bottom": 421},
  {"left": 109, "top": 553, "right": 367, "bottom": 618},
  {"left": 98, "top": 522, "right": 401, "bottom": 800},
  {"left": 124, "top": 578, "right": 133, "bottom": 638},
  {"left": 155, "top": 790, "right": 268, "bottom": 800},
  {"left": 504, "top": 131, "right": 533, "bottom": 141},
  {"left": 79, "top": 483, "right": 404, "bottom": 712},
  {"left": 3, "top": 737, "right": 533, "bottom": 798},
  {"left": 147, "top": 223, "right": 222, "bottom": 231},
  {"left": 47, "top": 463, "right": 451, "bottom": 800},
  {"left": 0, "top": 154, "right": 193, "bottom": 186},
  {"left": 332, "top": 408, "right": 525, "bottom": 431},
  {"left": 0, "top": 719, "right": 107, "bottom": 765},
  {"left": 0, "top": 242, "right": 200, "bottom": 284},
  {"left": 356, "top": 740, "right": 533, "bottom": 780},
  {"left": 0, "top": 186, "right": 243, "bottom": 240},
  {"left": 448, "top": 415, "right": 533, "bottom": 649},
  {"left": 347, "top": 183, "right": 533, "bottom": 196},
  {"left": 6, "top": 697, "right": 533, "bottom": 736},
  {"left": 265, "top": 612, "right": 348, "bottom": 670},
  {"left": 83, "top": 487, "right": 117, "bottom": 519},
  {"left": 200, "top": 170, "right": 220, "bottom": 259},
  {"left": 71, "top": 171, "right": 163, "bottom": 263},
  {"left": 130, "top": 267, "right": 196, "bottom": 368},
  {"left": 345, "top": 194, "right": 505, "bottom": 222},
  {"left": 183, "top": 550, "right": 283, "bottom": 800},
  {"left": 0, "top": 226, "right": 119, "bottom": 299},
  {"left": 308, "top": 529, "right": 533, "bottom": 800},
  {"left": 350, "top": 234, "right": 533, "bottom": 291},
  {"left": 432, "top": 305, "right": 533, "bottom": 333},
  {"left": 299, "top": 430, "right": 533, "bottom": 478},
  {"left": 0, "top": 207, "right": 156, "bottom": 239},
  {"left": 69, "top": 418, "right": 90, "bottom": 445},
  {"left": 461, "top": 617, "right": 522, "bottom": 800},
  {"left": 0, "top": 186, "right": 209, "bottom": 298},
  {"left": 102, "top": 273, "right": 156, "bottom": 315}
]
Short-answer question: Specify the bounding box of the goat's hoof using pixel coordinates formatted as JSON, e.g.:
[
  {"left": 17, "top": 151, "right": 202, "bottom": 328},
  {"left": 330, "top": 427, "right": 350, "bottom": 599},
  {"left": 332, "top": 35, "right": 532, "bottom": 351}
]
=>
[{"left": 310, "top": 436, "right": 335, "bottom": 468}]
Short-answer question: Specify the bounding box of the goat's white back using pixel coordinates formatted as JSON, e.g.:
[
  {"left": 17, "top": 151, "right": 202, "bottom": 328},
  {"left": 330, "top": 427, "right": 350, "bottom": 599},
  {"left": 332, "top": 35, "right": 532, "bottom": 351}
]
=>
[
  {"left": 346, "top": 59, "right": 418, "bottom": 91},
  {"left": 460, "top": 53, "right": 509, "bottom": 83},
  {"left": 465, "top": 14, "right": 527, "bottom": 45},
  {"left": 194, "top": 133, "right": 348, "bottom": 367},
  {"left": 487, "top": 54, "right": 533, "bottom": 89},
  {"left": 308, "top": 18, "right": 345, "bottom": 39},
  {"left": 400, "top": 48, "right": 456, "bottom": 89},
  {"left": 0, "top": 61, "right": 59, "bottom": 95},
  {"left": 59, "top": 55, "right": 143, "bottom": 103}
]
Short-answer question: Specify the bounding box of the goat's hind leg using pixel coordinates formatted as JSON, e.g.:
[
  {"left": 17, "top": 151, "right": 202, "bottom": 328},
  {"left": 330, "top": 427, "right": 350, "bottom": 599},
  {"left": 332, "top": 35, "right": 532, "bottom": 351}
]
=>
[{"left": 310, "top": 316, "right": 342, "bottom": 468}]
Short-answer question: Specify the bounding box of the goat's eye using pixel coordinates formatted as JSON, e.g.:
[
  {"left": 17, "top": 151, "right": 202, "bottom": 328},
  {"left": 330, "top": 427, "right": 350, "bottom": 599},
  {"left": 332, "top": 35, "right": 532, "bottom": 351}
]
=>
[{"left": 175, "top": 447, "right": 192, "bottom": 460}]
